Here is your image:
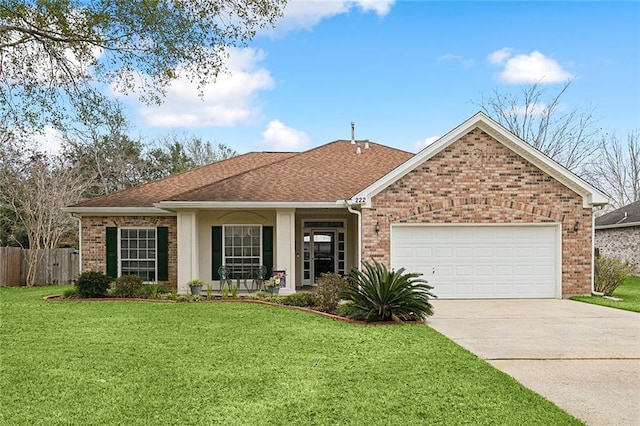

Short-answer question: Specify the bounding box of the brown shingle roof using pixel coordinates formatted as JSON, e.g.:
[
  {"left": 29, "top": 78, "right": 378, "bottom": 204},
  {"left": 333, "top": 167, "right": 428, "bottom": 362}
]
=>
[
  {"left": 171, "top": 140, "right": 413, "bottom": 202},
  {"left": 72, "top": 152, "right": 296, "bottom": 207}
]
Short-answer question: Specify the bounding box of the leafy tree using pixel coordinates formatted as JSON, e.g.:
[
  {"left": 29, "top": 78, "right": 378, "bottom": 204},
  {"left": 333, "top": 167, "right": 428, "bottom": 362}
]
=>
[
  {"left": 149, "top": 135, "right": 238, "bottom": 176},
  {"left": 0, "top": 206, "right": 28, "bottom": 247},
  {"left": 0, "top": 139, "right": 91, "bottom": 285},
  {"left": 61, "top": 111, "right": 158, "bottom": 197},
  {"left": 0, "top": 0, "right": 286, "bottom": 131},
  {"left": 475, "top": 82, "right": 600, "bottom": 172}
]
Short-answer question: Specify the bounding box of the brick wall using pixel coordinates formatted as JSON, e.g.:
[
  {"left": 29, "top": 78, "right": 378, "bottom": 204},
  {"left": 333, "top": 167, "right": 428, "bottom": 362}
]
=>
[
  {"left": 363, "top": 128, "right": 594, "bottom": 296},
  {"left": 81, "top": 216, "right": 178, "bottom": 288},
  {"left": 595, "top": 227, "right": 640, "bottom": 274}
]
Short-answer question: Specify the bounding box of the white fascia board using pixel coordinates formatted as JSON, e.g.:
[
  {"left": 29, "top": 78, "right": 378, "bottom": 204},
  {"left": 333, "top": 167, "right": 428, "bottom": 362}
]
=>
[
  {"left": 155, "top": 201, "right": 344, "bottom": 210},
  {"left": 595, "top": 222, "right": 640, "bottom": 230},
  {"left": 351, "top": 112, "right": 609, "bottom": 208},
  {"left": 62, "top": 207, "right": 175, "bottom": 216}
]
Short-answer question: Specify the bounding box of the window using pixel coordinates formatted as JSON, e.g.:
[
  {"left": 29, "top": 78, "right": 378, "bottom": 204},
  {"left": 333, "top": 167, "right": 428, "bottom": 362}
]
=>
[
  {"left": 120, "top": 228, "right": 157, "bottom": 281},
  {"left": 223, "top": 225, "right": 261, "bottom": 277}
]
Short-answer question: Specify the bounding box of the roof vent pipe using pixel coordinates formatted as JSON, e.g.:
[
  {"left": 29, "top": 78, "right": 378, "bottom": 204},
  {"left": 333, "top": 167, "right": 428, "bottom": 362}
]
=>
[
  {"left": 351, "top": 121, "right": 355, "bottom": 144},
  {"left": 364, "top": 139, "right": 370, "bottom": 149},
  {"left": 356, "top": 145, "right": 362, "bottom": 154}
]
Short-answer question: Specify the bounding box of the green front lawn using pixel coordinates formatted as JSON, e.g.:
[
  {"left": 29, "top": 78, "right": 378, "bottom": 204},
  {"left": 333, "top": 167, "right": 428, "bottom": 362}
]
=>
[
  {"left": 571, "top": 275, "right": 640, "bottom": 313},
  {"left": 1, "top": 286, "right": 580, "bottom": 425}
]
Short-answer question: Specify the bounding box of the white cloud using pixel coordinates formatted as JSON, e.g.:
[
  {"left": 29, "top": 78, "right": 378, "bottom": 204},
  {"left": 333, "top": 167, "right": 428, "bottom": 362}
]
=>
[
  {"left": 437, "top": 54, "right": 474, "bottom": 68},
  {"left": 489, "top": 49, "right": 574, "bottom": 84},
  {"left": 487, "top": 47, "right": 513, "bottom": 65},
  {"left": 260, "top": 120, "right": 311, "bottom": 151},
  {"left": 354, "top": 0, "right": 395, "bottom": 15},
  {"left": 414, "top": 135, "right": 440, "bottom": 152},
  {"left": 129, "top": 47, "right": 274, "bottom": 128},
  {"left": 273, "top": 0, "right": 395, "bottom": 33},
  {"left": 31, "top": 127, "right": 64, "bottom": 156}
]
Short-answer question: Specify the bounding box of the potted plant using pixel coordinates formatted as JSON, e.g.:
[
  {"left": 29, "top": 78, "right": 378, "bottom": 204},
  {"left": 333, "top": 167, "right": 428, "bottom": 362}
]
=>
[
  {"left": 264, "top": 274, "right": 284, "bottom": 295},
  {"left": 264, "top": 278, "right": 278, "bottom": 294},
  {"left": 187, "top": 279, "right": 204, "bottom": 296}
]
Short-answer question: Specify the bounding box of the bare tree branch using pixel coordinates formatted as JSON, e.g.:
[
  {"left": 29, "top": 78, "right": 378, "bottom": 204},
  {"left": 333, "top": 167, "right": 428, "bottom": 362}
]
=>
[{"left": 474, "top": 82, "right": 600, "bottom": 173}]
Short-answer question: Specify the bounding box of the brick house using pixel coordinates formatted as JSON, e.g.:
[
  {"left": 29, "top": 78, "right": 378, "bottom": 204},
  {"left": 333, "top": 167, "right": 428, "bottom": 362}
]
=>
[
  {"left": 65, "top": 113, "right": 608, "bottom": 298},
  {"left": 595, "top": 200, "right": 640, "bottom": 274}
]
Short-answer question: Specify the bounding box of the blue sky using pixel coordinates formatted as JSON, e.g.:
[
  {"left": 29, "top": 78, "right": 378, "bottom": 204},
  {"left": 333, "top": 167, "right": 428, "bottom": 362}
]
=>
[{"left": 109, "top": 1, "right": 640, "bottom": 155}]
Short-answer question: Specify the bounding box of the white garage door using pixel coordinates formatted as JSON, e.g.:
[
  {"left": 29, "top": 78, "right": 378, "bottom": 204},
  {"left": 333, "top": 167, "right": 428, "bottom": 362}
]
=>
[{"left": 391, "top": 225, "right": 558, "bottom": 299}]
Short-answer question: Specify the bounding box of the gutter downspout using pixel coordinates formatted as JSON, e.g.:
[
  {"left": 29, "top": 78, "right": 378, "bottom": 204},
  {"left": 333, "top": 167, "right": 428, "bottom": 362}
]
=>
[
  {"left": 70, "top": 213, "right": 82, "bottom": 275},
  {"left": 345, "top": 201, "right": 362, "bottom": 270},
  {"left": 591, "top": 208, "right": 604, "bottom": 296}
]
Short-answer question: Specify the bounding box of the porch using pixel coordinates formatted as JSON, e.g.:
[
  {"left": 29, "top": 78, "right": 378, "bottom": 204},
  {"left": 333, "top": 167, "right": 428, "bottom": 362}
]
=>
[{"left": 175, "top": 207, "right": 358, "bottom": 295}]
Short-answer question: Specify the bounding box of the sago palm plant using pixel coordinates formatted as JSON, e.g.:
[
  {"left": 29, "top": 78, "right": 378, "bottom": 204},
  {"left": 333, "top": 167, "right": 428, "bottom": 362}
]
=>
[{"left": 341, "top": 260, "right": 436, "bottom": 322}]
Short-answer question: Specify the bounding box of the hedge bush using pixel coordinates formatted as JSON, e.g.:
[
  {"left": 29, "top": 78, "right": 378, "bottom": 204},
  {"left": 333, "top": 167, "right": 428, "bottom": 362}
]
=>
[
  {"left": 281, "top": 292, "right": 316, "bottom": 307},
  {"left": 313, "top": 272, "right": 348, "bottom": 312},
  {"left": 111, "top": 275, "right": 144, "bottom": 298},
  {"left": 75, "top": 271, "right": 112, "bottom": 298}
]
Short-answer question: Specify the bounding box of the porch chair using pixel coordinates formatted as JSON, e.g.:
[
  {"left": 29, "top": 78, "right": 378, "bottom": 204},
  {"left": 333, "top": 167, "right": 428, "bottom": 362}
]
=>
[
  {"left": 217, "top": 265, "right": 232, "bottom": 292},
  {"left": 252, "top": 265, "right": 269, "bottom": 292}
]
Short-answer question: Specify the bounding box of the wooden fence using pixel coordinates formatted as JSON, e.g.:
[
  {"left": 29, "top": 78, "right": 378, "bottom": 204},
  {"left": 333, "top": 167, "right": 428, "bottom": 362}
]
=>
[{"left": 0, "top": 247, "right": 79, "bottom": 286}]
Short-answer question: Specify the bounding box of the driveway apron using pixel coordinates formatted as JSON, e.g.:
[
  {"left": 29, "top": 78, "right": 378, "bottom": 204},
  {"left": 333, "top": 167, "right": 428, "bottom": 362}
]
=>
[{"left": 427, "top": 299, "right": 640, "bottom": 426}]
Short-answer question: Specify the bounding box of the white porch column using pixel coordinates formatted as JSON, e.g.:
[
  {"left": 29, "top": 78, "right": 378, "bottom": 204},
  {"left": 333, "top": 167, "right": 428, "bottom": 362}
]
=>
[
  {"left": 275, "top": 208, "right": 296, "bottom": 295},
  {"left": 177, "top": 210, "right": 198, "bottom": 294}
]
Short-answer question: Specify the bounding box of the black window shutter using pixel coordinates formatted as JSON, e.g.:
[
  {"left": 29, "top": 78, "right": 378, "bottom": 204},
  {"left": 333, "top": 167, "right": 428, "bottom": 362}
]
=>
[
  {"left": 262, "top": 226, "right": 273, "bottom": 276},
  {"left": 157, "top": 227, "right": 169, "bottom": 281},
  {"left": 212, "top": 226, "right": 222, "bottom": 280},
  {"left": 106, "top": 227, "right": 118, "bottom": 279}
]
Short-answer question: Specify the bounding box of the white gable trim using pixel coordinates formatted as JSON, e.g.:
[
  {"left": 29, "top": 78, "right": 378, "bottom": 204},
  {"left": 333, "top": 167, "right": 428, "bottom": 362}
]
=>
[{"left": 351, "top": 112, "right": 609, "bottom": 209}]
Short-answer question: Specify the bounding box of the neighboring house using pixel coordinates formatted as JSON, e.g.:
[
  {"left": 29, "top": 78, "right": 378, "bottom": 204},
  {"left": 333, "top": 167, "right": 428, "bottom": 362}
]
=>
[
  {"left": 595, "top": 200, "right": 640, "bottom": 274},
  {"left": 64, "top": 113, "right": 608, "bottom": 298}
]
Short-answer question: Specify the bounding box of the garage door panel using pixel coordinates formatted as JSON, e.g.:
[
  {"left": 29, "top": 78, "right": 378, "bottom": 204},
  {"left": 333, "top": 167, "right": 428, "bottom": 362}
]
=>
[
  {"left": 415, "top": 247, "right": 433, "bottom": 257},
  {"left": 435, "top": 247, "right": 453, "bottom": 258},
  {"left": 456, "top": 247, "right": 473, "bottom": 258},
  {"left": 496, "top": 265, "right": 514, "bottom": 276},
  {"left": 391, "top": 225, "right": 558, "bottom": 299},
  {"left": 455, "top": 265, "right": 474, "bottom": 277}
]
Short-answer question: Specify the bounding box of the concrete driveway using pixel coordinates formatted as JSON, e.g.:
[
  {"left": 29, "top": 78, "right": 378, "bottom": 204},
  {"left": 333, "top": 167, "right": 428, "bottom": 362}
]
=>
[{"left": 427, "top": 299, "right": 640, "bottom": 426}]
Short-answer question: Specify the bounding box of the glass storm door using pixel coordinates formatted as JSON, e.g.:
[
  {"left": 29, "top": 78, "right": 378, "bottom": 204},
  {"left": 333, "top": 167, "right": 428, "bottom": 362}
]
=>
[
  {"left": 303, "top": 226, "right": 346, "bottom": 286},
  {"left": 303, "top": 231, "right": 336, "bottom": 285},
  {"left": 312, "top": 231, "right": 335, "bottom": 279}
]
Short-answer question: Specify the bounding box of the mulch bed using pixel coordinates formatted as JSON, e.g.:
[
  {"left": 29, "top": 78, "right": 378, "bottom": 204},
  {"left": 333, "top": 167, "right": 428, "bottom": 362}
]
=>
[{"left": 43, "top": 295, "right": 425, "bottom": 326}]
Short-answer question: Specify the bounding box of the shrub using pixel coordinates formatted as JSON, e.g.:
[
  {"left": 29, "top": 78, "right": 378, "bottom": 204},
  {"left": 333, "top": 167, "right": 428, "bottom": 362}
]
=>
[
  {"left": 231, "top": 283, "right": 238, "bottom": 299},
  {"left": 264, "top": 295, "right": 284, "bottom": 304},
  {"left": 62, "top": 287, "right": 77, "bottom": 298},
  {"left": 111, "top": 275, "right": 144, "bottom": 297},
  {"left": 313, "top": 272, "right": 348, "bottom": 312},
  {"left": 281, "top": 292, "right": 316, "bottom": 307},
  {"left": 221, "top": 284, "right": 230, "bottom": 299},
  {"left": 251, "top": 291, "right": 269, "bottom": 300},
  {"left": 342, "top": 260, "right": 436, "bottom": 322},
  {"left": 139, "top": 282, "right": 169, "bottom": 299},
  {"left": 75, "top": 270, "right": 112, "bottom": 298},
  {"left": 594, "top": 256, "right": 632, "bottom": 296}
]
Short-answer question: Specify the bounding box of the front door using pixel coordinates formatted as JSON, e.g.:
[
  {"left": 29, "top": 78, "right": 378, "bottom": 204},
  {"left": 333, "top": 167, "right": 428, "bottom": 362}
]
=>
[
  {"left": 312, "top": 230, "right": 335, "bottom": 279},
  {"left": 302, "top": 228, "right": 347, "bottom": 285}
]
